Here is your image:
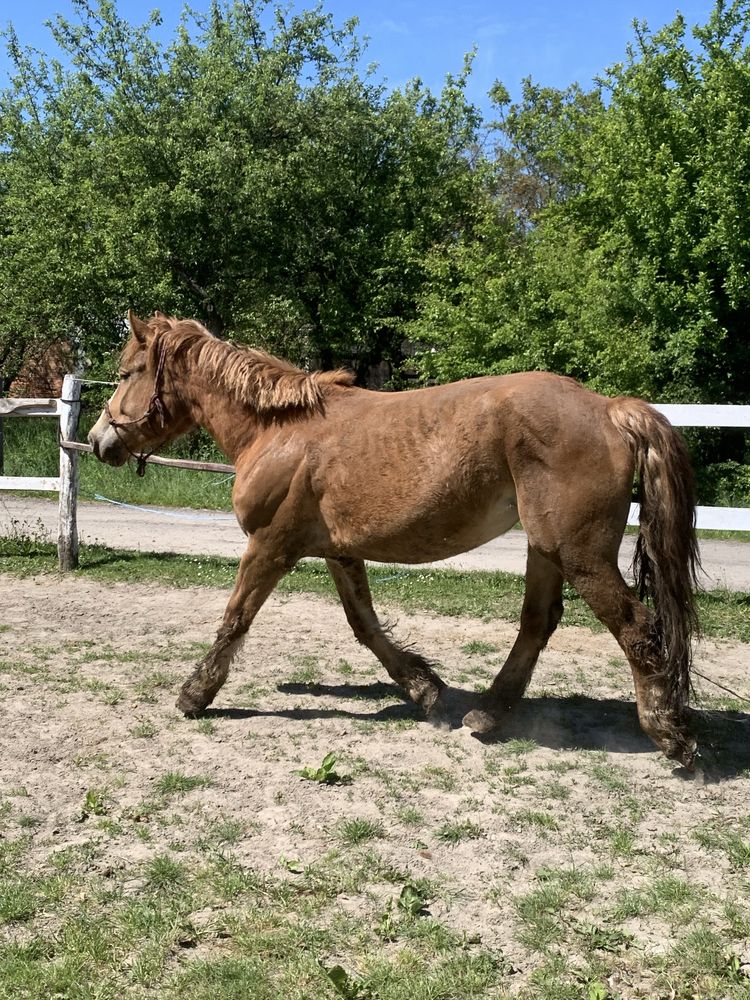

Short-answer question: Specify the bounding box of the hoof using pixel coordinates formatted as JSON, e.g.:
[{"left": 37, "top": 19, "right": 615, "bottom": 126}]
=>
[
  {"left": 462, "top": 708, "right": 500, "bottom": 734},
  {"left": 176, "top": 689, "right": 210, "bottom": 717},
  {"left": 664, "top": 734, "right": 698, "bottom": 771},
  {"left": 426, "top": 691, "right": 451, "bottom": 732}
]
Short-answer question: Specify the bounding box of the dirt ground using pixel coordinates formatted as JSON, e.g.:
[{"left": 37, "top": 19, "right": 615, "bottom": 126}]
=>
[{"left": 1, "top": 572, "right": 750, "bottom": 994}]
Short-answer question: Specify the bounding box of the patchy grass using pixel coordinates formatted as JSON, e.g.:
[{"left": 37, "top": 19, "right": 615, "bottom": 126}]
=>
[
  {"left": 1, "top": 537, "right": 750, "bottom": 999},
  {"left": 2, "top": 536, "right": 750, "bottom": 642}
]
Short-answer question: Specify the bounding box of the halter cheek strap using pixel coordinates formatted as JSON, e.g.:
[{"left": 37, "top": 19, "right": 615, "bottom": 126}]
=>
[{"left": 104, "top": 342, "right": 169, "bottom": 477}]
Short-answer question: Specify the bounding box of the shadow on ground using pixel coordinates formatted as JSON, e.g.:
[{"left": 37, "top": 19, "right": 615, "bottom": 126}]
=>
[{"left": 201, "top": 679, "right": 750, "bottom": 781}]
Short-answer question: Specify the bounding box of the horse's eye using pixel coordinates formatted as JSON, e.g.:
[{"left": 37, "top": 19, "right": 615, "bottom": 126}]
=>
[{"left": 119, "top": 372, "right": 130, "bottom": 381}]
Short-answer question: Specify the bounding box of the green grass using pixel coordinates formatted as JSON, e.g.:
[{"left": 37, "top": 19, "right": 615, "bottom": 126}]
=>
[
  {"left": 2, "top": 415, "right": 235, "bottom": 510},
  {"left": 337, "top": 818, "right": 385, "bottom": 847},
  {"left": 435, "top": 820, "right": 484, "bottom": 844},
  {"left": 155, "top": 772, "right": 213, "bottom": 797},
  {"left": 1, "top": 534, "right": 749, "bottom": 643}
]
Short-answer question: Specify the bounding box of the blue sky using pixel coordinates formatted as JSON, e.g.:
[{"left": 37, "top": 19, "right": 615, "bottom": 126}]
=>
[{"left": 0, "top": 0, "right": 714, "bottom": 112}]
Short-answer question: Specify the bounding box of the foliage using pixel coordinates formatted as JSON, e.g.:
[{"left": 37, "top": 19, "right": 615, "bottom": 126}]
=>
[
  {"left": 410, "top": 2, "right": 750, "bottom": 407},
  {"left": 297, "top": 751, "right": 349, "bottom": 785},
  {"left": 0, "top": 0, "right": 486, "bottom": 378}
]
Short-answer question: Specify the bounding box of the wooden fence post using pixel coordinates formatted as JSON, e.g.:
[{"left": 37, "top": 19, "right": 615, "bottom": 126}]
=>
[{"left": 58, "top": 375, "right": 81, "bottom": 571}]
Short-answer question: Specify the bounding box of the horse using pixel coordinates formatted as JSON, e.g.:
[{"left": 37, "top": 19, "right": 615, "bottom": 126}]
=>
[{"left": 88, "top": 312, "right": 701, "bottom": 768}]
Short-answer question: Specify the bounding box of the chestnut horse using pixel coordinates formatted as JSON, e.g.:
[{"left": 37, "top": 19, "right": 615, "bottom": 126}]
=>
[{"left": 88, "top": 313, "right": 700, "bottom": 767}]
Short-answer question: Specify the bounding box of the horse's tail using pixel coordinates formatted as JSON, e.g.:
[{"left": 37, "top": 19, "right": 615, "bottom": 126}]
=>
[{"left": 607, "top": 397, "right": 701, "bottom": 711}]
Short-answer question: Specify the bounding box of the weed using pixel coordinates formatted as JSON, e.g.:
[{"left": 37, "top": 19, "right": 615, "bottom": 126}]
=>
[
  {"left": 131, "top": 720, "right": 157, "bottom": 739},
  {"left": 17, "top": 815, "right": 41, "bottom": 829},
  {"left": 156, "top": 772, "right": 212, "bottom": 796},
  {"left": 396, "top": 805, "right": 424, "bottom": 826},
  {"left": 435, "top": 820, "right": 484, "bottom": 844},
  {"left": 460, "top": 640, "right": 500, "bottom": 655},
  {"left": 338, "top": 818, "right": 384, "bottom": 846},
  {"left": 197, "top": 819, "right": 247, "bottom": 849},
  {"left": 576, "top": 921, "right": 633, "bottom": 953},
  {"left": 376, "top": 882, "right": 430, "bottom": 941},
  {"left": 421, "top": 765, "right": 457, "bottom": 792},
  {"left": 515, "top": 810, "right": 559, "bottom": 832},
  {"left": 80, "top": 788, "right": 110, "bottom": 820},
  {"left": 197, "top": 717, "right": 216, "bottom": 737},
  {"left": 298, "top": 752, "right": 350, "bottom": 785},
  {"left": 144, "top": 853, "right": 187, "bottom": 892},
  {"left": 503, "top": 738, "right": 538, "bottom": 756},
  {"left": 320, "top": 963, "right": 374, "bottom": 1000}
]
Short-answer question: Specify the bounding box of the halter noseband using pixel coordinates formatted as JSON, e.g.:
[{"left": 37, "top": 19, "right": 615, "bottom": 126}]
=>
[{"left": 104, "top": 341, "right": 169, "bottom": 477}]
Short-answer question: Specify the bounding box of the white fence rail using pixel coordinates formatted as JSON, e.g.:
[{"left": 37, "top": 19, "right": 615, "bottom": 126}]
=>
[
  {"left": 626, "top": 403, "right": 750, "bottom": 532},
  {"left": 0, "top": 376, "right": 81, "bottom": 569},
  {"left": 1, "top": 384, "right": 749, "bottom": 570}
]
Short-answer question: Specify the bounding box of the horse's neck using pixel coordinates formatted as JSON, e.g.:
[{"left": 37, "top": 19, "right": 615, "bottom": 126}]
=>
[{"left": 180, "top": 374, "right": 260, "bottom": 462}]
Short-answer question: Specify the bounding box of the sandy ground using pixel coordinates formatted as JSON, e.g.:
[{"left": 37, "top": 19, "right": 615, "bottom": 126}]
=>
[
  {"left": 1, "top": 569, "right": 749, "bottom": 993},
  {"left": 2, "top": 494, "right": 749, "bottom": 590}
]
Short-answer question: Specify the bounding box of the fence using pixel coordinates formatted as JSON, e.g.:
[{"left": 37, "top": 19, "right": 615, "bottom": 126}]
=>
[
  {"left": 0, "top": 376, "right": 233, "bottom": 570},
  {"left": 0, "top": 381, "right": 749, "bottom": 570},
  {"left": 0, "top": 374, "right": 81, "bottom": 570},
  {"left": 627, "top": 404, "right": 750, "bottom": 532}
]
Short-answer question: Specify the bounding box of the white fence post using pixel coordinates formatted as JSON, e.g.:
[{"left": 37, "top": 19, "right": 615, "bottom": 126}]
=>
[{"left": 58, "top": 375, "right": 81, "bottom": 571}]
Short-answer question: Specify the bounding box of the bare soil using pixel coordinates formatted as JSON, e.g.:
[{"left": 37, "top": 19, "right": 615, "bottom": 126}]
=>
[{"left": 1, "top": 573, "right": 750, "bottom": 993}]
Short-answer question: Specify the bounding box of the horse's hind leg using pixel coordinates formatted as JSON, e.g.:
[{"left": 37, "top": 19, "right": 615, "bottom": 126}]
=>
[
  {"left": 325, "top": 556, "right": 447, "bottom": 724},
  {"left": 463, "top": 546, "right": 563, "bottom": 732},
  {"left": 565, "top": 559, "right": 696, "bottom": 766},
  {"left": 177, "top": 541, "right": 288, "bottom": 715}
]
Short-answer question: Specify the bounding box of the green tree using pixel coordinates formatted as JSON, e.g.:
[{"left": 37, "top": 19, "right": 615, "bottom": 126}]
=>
[
  {"left": 411, "top": 1, "right": 750, "bottom": 406},
  {"left": 0, "top": 0, "right": 486, "bottom": 379}
]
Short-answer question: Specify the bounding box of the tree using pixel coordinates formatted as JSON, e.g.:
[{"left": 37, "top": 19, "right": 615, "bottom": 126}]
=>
[
  {"left": 411, "top": 1, "right": 750, "bottom": 406},
  {"left": 0, "top": 0, "right": 486, "bottom": 379}
]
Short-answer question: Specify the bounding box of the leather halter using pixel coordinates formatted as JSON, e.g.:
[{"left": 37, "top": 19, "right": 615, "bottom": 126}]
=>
[{"left": 104, "top": 341, "right": 168, "bottom": 477}]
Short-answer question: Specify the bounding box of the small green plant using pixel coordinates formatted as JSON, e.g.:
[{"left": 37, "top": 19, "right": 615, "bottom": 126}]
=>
[
  {"left": 515, "top": 810, "right": 559, "bottom": 832},
  {"left": 396, "top": 805, "right": 424, "bottom": 826},
  {"left": 197, "top": 818, "right": 247, "bottom": 850},
  {"left": 196, "top": 717, "right": 216, "bottom": 737},
  {"left": 130, "top": 720, "right": 157, "bottom": 739},
  {"left": 397, "top": 882, "right": 429, "bottom": 917},
  {"left": 155, "top": 772, "right": 211, "bottom": 796},
  {"left": 80, "top": 788, "right": 110, "bottom": 819},
  {"left": 577, "top": 921, "right": 633, "bottom": 952},
  {"left": 319, "top": 962, "right": 373, "bottom": 1000},
  {"left": 435, "top": 819, "right": 484, "bottom": 844},
  {"left": 298, "top": 752, "right": 349, "bottom": 785},
  {"left": 279, "top": 856, "right": 304, "bottom": 874},
  {"left": 460, "top": 640, "right": 499, "bottom": 656},
  {"left": 588, "top": 983, "right": 609, "bottom": 1000},
  {"left": 145, "top": 853, "right": 187, "bottom": 892},
  {"left": 376, "top": 882, "right": 430, "bottom": 940},
  {"left": 17, "top": 815, "right": 41, "bottom": 829},
  {"left": 338, "top": 818, "right": 384, "bottom": 846}
]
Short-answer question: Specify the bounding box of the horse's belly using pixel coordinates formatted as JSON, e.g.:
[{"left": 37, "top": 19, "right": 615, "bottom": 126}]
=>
[{"left": 340, "top": 493, "right": 520, "bottom": 564}]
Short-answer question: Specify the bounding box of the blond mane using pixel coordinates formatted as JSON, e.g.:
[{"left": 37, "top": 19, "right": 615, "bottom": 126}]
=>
[{"left": 143, "top": 315, "right": 355, "bottom": 416}]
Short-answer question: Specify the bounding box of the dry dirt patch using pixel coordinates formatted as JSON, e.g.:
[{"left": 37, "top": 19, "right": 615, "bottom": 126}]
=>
[{"left": 1, "top": 573, "right": 750, "bottom": 996}]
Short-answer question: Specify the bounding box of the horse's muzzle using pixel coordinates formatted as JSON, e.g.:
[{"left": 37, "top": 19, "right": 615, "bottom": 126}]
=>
[{"left": 88, "top": 426, "right": 128, "bottom": 466}]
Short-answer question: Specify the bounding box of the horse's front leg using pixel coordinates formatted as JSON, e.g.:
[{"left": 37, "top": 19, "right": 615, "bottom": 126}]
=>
[{"left": 177, "top": 540, "right": 289, "bottom": 715}]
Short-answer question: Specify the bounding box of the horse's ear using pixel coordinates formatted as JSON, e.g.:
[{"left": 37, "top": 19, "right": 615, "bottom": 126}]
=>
[{"left": 128, "top": 310, "right": 151, "bottom": 345}]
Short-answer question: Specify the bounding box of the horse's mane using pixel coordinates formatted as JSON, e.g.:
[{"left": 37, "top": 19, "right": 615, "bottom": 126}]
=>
[{"left": 142, "top": 315, "right": 355, "bottom": 416}]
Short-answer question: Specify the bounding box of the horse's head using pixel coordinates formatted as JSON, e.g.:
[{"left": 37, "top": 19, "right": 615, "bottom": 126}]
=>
[{"left": 88, "top": 311, "right": 195, "bottom": 470}]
